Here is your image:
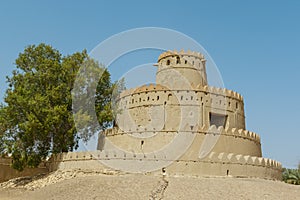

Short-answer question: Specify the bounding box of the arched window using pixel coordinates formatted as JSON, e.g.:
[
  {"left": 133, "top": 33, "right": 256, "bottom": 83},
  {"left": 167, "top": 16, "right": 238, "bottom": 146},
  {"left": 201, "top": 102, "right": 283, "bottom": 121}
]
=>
[{"left": 167, "top": 94, "right": 172, "bottom": 101}]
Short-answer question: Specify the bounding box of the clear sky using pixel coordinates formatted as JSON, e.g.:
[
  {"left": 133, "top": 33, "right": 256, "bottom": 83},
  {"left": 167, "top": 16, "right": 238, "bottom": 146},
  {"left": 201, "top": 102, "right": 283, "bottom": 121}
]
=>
[{"left": 0, "top": 1, "right": 299, "bottom": 168}]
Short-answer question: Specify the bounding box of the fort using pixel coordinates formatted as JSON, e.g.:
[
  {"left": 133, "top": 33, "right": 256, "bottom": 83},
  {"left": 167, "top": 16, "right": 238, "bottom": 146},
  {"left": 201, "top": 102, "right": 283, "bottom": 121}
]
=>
[
  {"left": 0, "top": 50, "right": 282, "bottom": 182},
  {"left": 50, "top": 50, "right": 282, "bottom": 180}
]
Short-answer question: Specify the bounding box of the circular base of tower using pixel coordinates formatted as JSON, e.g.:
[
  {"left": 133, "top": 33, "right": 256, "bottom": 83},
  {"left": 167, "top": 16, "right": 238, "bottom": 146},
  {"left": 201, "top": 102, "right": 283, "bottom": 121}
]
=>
[{"left": 49, "top": 151, "right": 282, "bottom": 181}]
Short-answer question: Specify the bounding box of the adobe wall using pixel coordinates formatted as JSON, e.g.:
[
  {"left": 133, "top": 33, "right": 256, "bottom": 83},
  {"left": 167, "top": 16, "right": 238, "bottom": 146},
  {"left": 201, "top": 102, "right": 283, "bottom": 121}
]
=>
[
  {"left": 0, "top": 157, "right": 49, "bottom": 183},
  {"left": 103, "top": 126, "right": 261, "bottom": 158},
  {"left": 156, "top": 50, "right": 208, "bottom": 89},
  {"left": 48, "top": 151, "right": 282, "bottom": 180},
  {"left": 117, "top": 84, "right": 246, "bottom": 133}
]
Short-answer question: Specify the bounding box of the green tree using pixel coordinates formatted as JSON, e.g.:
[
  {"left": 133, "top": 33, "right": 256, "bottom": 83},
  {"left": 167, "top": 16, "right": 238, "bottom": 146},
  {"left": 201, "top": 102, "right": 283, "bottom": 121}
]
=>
[
  {"left": 0, "top": 44, "right": 117, "bottom": 170},
  {"left": 282, "top": 166, "right": 300, "bottom": 185}
]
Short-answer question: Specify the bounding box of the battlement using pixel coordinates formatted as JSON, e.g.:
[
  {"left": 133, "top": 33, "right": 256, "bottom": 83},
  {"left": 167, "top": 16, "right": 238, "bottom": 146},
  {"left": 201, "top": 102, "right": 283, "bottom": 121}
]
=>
[
  {"left": 157, "top": 49, "right": 205, "bottom": 62},
  {"left": 50, "top": 150, "right": 280, "bottom": 170},
  {"left": 119, "top": 84, "right": 243, "bottom": 102},
  {"left": 49, "top": 150, "right": 281, "bottom": 180},
  {"left": 205, "top": 152, "right": 282, "bottom": 170},
  {"left": 103, "top": 125, "right": 260, "bottom": 144}
]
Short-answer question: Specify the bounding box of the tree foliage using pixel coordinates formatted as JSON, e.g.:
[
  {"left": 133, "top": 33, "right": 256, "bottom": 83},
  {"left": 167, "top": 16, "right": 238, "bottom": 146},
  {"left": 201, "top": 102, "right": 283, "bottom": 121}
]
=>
[
  {"left": 282, "top": 165, "right": 300, "bottom": 185},
  {"left": 0, "top": 44, "right": 118, "bottom": 170}
]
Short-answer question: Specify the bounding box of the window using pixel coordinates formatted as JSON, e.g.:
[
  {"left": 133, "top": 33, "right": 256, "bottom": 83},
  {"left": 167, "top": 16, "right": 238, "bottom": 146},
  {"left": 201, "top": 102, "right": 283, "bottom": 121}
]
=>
[
  {"left": 209, "top": 112, "right": 228, "bottom": 128},
  {"left": 176, "top": 56, "right": 180, "bottom": 64},
  {"left": 166, "top": 60, "right": 170, "bottom": 65}
]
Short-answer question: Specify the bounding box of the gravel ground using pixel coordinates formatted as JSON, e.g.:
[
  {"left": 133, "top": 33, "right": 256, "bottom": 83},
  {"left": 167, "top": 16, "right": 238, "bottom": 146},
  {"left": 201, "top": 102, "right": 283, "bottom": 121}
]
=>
[{"left": 0, "top": 170, "right": 299, "bottom": 200}]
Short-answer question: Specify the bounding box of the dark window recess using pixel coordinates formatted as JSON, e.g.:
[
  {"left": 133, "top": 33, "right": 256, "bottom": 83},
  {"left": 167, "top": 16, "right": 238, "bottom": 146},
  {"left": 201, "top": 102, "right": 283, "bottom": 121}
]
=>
[
  {"left": 209, "top": 113, "right": 228, "bottom": 128},
  {"left": 166, "top": 60, "right": 170, "bottom": 65},
  {"left": 176, "top": 56, "right": 180, "bottom": 64}
]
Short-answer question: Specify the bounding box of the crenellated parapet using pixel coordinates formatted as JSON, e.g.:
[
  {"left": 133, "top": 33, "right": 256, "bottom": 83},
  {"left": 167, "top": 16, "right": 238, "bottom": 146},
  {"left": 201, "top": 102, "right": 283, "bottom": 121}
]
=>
[
  {"left": 119, "top": 84, "right": 243, "bottom": 102},
  {"left": 50, "top": 151, "right": 281, "bottom": 170},
  {"left": 157, "top": 49, "right": 205, "bottom": 62},
  {"left": 205, "top": 152, "right": 282, "bottom": 170},
  {"left": 103, "top": 126, "right": 260, "bottom": 145},
  {"left": 49, "top": 150, "right": 281, "bottom": 180}
]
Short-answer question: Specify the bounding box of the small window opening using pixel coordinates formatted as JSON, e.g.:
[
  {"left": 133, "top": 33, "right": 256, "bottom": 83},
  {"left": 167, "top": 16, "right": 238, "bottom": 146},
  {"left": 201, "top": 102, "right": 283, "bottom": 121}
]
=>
[
  {"left": 157, "top": 96, "right": 159, "bottom": 100},
  {"left": 226, "top": 169, "right": 229, "bottom": 176},
  {"left": 168, "top": 94, "right": 172, "bottom": 100},
  {"left": 236, "top": 102, "right": 238, "bottom": 109},
  {"left": 147, "top": 96, "right": 150, "bottom": 101},
  {"left": 185, "top": 60, "right": 187, "bottom": 64},
  {"left": 181, "top": 96, "right": 183, "bottom": 100},
  {"left": 166, "top": 60, "right": 170, "bottom": 65},
  {"left": 191, "top": 96, "right": 193, "bottom": 100},
  {"left": 132, "top": 99, "right": 134, "bottom": 104},
  {"left": 176, "top": 56, "right": 180, "bottom": 64},
  {"left": 162, "top": 167, "right": 166, "bottom": 175},
  {"left": 209, "top": 112, "right": 228, "bottom": 128}
]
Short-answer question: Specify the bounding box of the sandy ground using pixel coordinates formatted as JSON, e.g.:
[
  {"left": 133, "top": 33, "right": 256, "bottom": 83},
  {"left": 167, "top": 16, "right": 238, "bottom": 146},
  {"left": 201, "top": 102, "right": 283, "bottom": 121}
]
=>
[{"left": 0, "top": 170, "right": 299, "bottom": 200}]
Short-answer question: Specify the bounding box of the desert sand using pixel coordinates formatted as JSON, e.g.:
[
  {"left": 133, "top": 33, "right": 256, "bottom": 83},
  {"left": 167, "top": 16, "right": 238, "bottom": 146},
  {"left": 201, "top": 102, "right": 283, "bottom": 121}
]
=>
[{"left": 0, "top": 170, "right": 299, "bottom": 200}]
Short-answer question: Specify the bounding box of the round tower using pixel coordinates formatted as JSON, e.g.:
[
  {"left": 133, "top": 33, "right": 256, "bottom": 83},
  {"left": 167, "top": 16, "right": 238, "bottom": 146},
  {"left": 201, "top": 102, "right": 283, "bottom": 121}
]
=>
[{"left": 155, "top": 50, "right": 207, "bottom": 90}]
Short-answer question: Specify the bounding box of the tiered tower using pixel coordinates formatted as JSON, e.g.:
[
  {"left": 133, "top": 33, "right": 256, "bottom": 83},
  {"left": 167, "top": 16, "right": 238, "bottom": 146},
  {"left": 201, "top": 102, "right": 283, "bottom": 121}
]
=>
[{"left": 50, "top": 50, "right": 282, "bottom": 180}]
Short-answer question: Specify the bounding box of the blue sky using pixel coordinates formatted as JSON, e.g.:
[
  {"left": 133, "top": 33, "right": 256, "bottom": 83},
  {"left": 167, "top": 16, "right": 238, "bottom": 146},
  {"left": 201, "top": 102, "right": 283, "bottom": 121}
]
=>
[{"left": 0, "top": 1, "right": 299, "bottom": 168}]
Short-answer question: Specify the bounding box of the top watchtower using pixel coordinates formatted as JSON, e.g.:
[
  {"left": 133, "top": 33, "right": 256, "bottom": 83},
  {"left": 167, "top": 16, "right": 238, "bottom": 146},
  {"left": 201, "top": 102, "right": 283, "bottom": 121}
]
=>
[{"left": 155, "top": 50, "right": 207, "bottom": 90}]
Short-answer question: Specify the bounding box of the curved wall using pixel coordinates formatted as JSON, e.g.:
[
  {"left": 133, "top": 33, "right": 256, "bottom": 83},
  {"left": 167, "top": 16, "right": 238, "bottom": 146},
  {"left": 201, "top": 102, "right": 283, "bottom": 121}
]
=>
[{"left": 116, "top": 85, "right": 246, "bottom": 133}]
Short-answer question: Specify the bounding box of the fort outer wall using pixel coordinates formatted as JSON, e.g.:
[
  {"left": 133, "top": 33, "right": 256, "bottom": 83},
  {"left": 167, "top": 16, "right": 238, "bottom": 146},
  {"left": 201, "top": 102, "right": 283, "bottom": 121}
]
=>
[
  {"left": 0, "top": 157, "right": 48, "bottom": 183},
  {"left": 47, "top": 150, "right": 282, "bottom": 180}
]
